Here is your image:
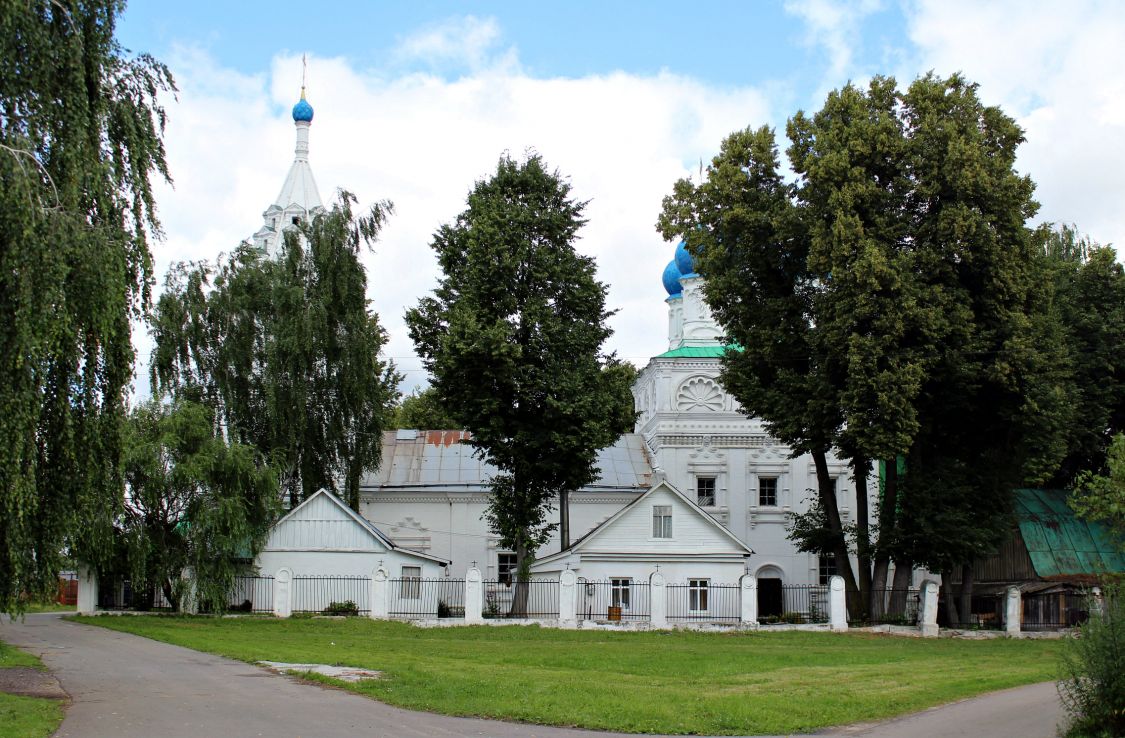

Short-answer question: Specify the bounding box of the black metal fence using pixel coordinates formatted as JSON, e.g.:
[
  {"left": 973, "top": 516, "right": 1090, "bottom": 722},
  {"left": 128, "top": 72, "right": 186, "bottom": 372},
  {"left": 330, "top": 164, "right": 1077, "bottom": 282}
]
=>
[
  {"left": 227, "top": 576, "right": 274, "bottom": 614},
  {"left": 291, "top": 575, "right": 370, "bottom": 615},
  {"left": 98, "top": 575, "right": 274, "bottom": 614},
  {"left": 575, "top": 580, "right": 650, "bottom": 621},
  {"left": 667, "top": 582, "right": 740, "bottom": 622},
  {"left": 760, "top": 584, "right": 829, "bottom": 625},
  {"left": 485, "top": 579, "right": 561, "bottom": 619},
  {"left": 387, "top": 578, "right": 465, "bottom": 618},
  {"left": 937, "top": 593, "right": 1005, "bottom": 630},
  {"left": 1022, "top": 590, "right": 1089, "bottom": 631},
  {"left": 850, "top": 588, "right": 921, "bottom": 626}
]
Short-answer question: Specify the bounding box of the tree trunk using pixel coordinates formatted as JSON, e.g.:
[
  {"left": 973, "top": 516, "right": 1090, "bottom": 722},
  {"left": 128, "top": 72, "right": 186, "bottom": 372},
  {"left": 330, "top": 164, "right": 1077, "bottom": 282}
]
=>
[
  {"left": 812, "top": 449, "right": 859, "bottom": 611},
  {"left": 941, "top": 568, "right": 959, "bottom": 626},
  {"left": 870, "top": 459, "right": 900, "bottom": 620},
  {"left": 853, "top": 459, "right": 872, "bottom": 622},
  {"left": 511, "top": 535, "right": 530, "bottom": 617},
  {"left": 889, "top": 558, "right": 912, "bottom": 617},
  {"left": 560, "top": 489, "right": 570, "bottom": 550},
  {"left": 162, "top": 577, "right": 180, "bottom": 613},
  {"left": 958, "top": 563, "right": 974, "bottom": 627}
]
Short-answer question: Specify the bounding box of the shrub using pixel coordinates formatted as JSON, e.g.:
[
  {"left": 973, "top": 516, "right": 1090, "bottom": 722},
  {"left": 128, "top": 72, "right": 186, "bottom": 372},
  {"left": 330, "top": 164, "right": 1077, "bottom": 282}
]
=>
[
  {"left": 322, "top": 600, "right": 359, "bottom": 616},
  {"left": 1060, "top": 585, "right": 1125, "bottom": 737}
]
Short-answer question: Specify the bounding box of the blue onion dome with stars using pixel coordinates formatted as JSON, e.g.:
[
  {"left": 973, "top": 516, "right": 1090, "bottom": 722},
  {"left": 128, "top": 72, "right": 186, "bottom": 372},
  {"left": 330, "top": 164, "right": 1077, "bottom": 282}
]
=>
[
  {"left": 292, "top": 89, "right": 314, "bottom": 122},
  {"left": 662, "top": 259, "right": 683, "bottom": 297},
  {"left": 674, "top": 239, "right": 697, "bottom": 277}
]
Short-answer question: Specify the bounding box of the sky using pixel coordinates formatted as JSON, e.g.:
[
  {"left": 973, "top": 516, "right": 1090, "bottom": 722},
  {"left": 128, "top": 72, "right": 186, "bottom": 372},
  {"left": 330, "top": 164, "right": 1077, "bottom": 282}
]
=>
[{"left": 116, "top": 0, "right": 1125, "bottom": 396}]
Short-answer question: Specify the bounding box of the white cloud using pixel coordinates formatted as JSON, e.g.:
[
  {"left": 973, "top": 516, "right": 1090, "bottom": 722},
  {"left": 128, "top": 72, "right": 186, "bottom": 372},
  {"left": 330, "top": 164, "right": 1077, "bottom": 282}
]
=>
[
  {"left": 139, "top": 41, "right": 772, "bottom": 396},
  {"left": 785, "top": 0, "right": 884, "bottom": 86},
  {"left": 390, "top": 16, "right": 517, "bottom": 74},
  {"left": 903, "top": 0, "right": 1125, "bottom": 252}
]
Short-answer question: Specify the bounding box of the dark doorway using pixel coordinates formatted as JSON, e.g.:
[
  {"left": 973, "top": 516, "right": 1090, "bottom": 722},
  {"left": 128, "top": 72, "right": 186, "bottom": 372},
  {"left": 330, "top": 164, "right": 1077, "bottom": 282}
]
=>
[{"left": 758, "top": 578, "right": 783, "bottom": 619}]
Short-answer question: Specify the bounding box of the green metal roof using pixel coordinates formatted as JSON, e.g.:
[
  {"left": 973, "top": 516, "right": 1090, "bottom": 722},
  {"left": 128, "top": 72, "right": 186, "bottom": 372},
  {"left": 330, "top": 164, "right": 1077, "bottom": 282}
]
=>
[
  {"left": 654, "top": 345, "right": 734, "bottom": 359},
  {"left": 1014, "top": 489, "right": 1125, "bottom": 579}
]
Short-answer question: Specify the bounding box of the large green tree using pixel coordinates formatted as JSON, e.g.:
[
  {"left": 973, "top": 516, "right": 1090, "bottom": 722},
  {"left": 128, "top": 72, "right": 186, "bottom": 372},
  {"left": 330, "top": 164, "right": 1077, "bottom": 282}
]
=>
[
  {"left": 122, "top": 400, "right": 279, "bottom": 612},
  {"left": 391, "top": 387, "right": 459, "bottom": 430},
  {"left": 0, "top": 0, "right": 173, "bottom": 612},
  {"left": 660, "top": 74, "right": 1071, "bottom": 620},
  {"left": 151, "top": 193, "right": 400, "bottom": 509},
  {"left": 407, "top": 154, "right": 636, "bottom": 599}
]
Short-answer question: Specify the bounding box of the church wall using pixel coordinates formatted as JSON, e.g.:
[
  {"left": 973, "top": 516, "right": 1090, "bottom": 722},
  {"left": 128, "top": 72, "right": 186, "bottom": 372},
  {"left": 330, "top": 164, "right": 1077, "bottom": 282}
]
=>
[{"left": 361, "top": 492, "right": 642, "bottom": 579}]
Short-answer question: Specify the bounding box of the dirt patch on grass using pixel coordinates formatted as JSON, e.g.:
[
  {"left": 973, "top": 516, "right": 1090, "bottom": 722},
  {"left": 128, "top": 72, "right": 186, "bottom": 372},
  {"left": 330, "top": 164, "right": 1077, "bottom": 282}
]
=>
[{"left": 0, "top": 667, "right": 67, "bottom": 700}]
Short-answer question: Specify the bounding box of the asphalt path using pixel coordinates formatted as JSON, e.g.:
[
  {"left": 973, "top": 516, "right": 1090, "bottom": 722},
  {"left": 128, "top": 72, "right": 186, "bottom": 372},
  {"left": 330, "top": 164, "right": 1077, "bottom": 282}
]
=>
[{"left": 0, "top": 613, "right": 1064, "bottom": 738}]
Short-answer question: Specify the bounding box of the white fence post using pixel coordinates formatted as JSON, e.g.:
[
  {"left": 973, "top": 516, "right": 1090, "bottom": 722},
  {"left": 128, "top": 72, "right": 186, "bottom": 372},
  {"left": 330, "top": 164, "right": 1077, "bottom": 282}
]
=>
[
  {"left": 829, "top": 575, "right": 848, "bottom": 631},
  {"left": 1091, "top": 586, "right": 1104, "bottom": 618},
  {"left": 919, "top": 579, "right": 939, "bottom": 637},
  {"left": 273, "top": 567, "right": 292, "bottom": 618},
  {"left": 739, "top": 573, "right": 758, "bottom": 626},
  {"left": 465, "top": 567, "right": 484, "bottom": 624},
  {"left": 76, "top": 563, "right": 98, "bottom": 615},
  {"left": 559, "top": 569, "right": 578, "bottom": 628},
  {"left": 649, "top": 571, "right": 667, "bottom": 628},
  {"left": 370, "top": 567, "right": 388, "bottom": 619},
  {"left": 1005, "top": 586, "right": 1022, "bottom": 636}
]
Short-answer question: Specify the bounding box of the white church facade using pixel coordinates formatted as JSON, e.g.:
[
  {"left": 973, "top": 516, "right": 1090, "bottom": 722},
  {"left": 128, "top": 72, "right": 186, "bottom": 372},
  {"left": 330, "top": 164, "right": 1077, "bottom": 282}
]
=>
[{"left": 250, "top": 87, "right": 881, "bottom": 599}]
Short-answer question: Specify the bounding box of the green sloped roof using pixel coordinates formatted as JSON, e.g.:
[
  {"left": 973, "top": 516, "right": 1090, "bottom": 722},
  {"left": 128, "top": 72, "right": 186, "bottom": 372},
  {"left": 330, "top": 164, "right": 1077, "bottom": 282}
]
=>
[
  {"left": 654, "top": 345, "right": 737, "bottom": 359},
  {"left": 1014, "top": 489, "right": 1125, "bottom": 578}
]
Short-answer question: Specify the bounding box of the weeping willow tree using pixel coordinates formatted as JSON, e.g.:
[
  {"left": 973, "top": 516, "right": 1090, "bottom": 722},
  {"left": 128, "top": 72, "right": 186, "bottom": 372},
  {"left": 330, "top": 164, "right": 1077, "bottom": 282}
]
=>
[
  {"left": 150, "top": 193, "right": 401, "bottom": 510},
  {"left": 0, "top": 0, "right": 174, "bottom": 612}
]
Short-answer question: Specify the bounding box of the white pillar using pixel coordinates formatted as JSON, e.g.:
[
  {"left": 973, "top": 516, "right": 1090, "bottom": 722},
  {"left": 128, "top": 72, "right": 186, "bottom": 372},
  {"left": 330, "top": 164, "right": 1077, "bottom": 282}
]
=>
[
  {"left": 76, "top": 563, "right": 98, "bottom": 615},
  {"left": 274, "top": 567, "right": 292, "bottom": 618},
  {"left": 828, "top": 575, "right": 848, "bottom": 631},
  {"left": 464, "top": 567, "right": 483, "bottom": 624},
  {"left": 739, "top": 573, "right": 758, "bottom": 626},
  {"left": 370, "top": 567, "right": 388, "bottom": 619},
  {"left": 559, "top": 569, "right": 578, "bottom": 628},
  {"left": 919, "top": 579, "right": 939, "bottom": 637},
  {"left": 1005, "top": 586, "right": 1022, "bottom": 636},
  {"left": 650, "top": 571, "right": 668, "bottom": 628}
]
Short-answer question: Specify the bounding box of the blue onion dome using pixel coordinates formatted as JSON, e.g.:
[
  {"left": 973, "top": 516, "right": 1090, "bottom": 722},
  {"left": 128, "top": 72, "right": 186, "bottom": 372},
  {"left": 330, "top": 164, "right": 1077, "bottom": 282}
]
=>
[
  {"left": 292, "top": 89, "right": 314, "bottom": 122},
  {"left": 674, "top": 239, "right": 697, "bottom": 277},
  {"left": 662, "top": 259, "right": 683, "bottom": 297}
]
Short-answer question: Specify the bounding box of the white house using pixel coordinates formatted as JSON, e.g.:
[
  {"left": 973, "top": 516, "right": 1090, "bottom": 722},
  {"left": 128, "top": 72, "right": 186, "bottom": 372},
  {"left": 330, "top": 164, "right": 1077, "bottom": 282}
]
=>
[
  {"left": 256, "top": 488, "right": 448, "bottom": 581},
  {"left": 529, "top": 477, "right": 753, "bottom": 583}
]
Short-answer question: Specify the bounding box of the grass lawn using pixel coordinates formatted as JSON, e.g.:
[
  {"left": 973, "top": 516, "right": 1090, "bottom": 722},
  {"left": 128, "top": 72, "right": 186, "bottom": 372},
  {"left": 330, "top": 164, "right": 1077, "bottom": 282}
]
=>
[
  {"left": 76, "top": 616, "right": 1063, "bottom": 735},
  {"left": 0, "top": 640, "right": 64, "bottom": 738}
]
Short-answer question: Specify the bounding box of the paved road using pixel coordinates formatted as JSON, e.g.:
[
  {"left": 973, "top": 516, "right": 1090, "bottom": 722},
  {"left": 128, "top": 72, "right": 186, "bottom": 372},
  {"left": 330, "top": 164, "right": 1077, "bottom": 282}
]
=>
[{"left": 1, "top": 614, "right": 1064, "bottom": 738}]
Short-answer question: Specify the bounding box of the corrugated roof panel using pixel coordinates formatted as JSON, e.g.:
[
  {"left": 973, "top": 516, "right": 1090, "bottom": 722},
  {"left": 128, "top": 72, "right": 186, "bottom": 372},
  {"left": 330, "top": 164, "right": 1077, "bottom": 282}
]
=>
[
  {"left": 364, "top": 431, "right": 651, "bottom": 491},
  {"left": 1013, "top": 489, "right": 1124, "bottom": 578}
]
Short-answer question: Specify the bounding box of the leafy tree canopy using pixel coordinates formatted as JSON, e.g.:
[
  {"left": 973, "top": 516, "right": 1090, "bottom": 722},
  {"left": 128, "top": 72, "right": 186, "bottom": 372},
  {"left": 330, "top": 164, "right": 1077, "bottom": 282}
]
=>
[
  {"left": 391, "top": 387, "right": 460, "bottom": 430},
  {"left": 150, "top": 192, "right": 400, "bottom": 509},
  {"left": 1071, "top": 433, "right": 1125, "bottom": 549},
  {"left": 0, "top": 0, "right": 174, "bottom": 612},
  {"left": 407, "top": 153, "right": 636, "bottom": 578},
  {"left": 122, "top": 400, "right": 279, "bottom": 612}
]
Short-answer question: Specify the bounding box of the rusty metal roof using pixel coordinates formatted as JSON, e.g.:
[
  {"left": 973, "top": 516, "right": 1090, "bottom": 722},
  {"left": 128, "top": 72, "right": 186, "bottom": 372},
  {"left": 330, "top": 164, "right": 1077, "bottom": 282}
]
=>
[
  {"left": 1014, "top": 489, "right": 1125, "bottom": 579},
  {"left": 362, "top": 430, "right": 652, "bottom": 491}
]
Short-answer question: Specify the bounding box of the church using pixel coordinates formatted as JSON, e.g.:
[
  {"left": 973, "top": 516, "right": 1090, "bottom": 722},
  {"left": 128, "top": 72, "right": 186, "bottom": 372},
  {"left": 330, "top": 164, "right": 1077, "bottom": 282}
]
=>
[{"left": 253, "top": 86, "right": 879, "bottom": 598}]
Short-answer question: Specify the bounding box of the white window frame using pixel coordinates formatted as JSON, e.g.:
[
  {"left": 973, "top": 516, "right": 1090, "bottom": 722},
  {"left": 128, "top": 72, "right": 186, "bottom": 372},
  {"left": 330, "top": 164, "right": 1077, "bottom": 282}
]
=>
[
  {"left": 610, "top": 578, "right": 632, "bottom": 610},
  {"left": 497, "top": 552, "right": 517, "bottom": 586},
  {"left": 758, "top": 476, "right": 779, "bottom": 507},
  {"left": 652, "top": 505, "right": 673, "bottom": 538},
  {"left": 689, "top": 578, "right": 710, "bottom": 612},
  {"left": 818, "top": 554, "right": 837, "bottom": 586},
  {"left": 400, "top": 565, "right": 422, "bottom": 600},
  {"left": 695, "top": 476, "right": 717, "bottom": 507}
]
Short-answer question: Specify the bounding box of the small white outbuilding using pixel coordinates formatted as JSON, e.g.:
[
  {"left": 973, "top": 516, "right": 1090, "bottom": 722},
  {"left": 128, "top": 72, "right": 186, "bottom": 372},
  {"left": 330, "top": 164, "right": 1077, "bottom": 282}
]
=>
[
  {"left": 530, "top": 477, "right": 754, "bottom": 583},
  {"left": 256, "top": 488, "right": 449, "bottom": 580}
]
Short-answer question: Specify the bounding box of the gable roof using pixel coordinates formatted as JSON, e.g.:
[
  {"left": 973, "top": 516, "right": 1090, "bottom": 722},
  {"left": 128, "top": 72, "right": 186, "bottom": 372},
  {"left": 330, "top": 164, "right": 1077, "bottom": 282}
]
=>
[
  {"left": 1014, "top": 489, "right": 1124, "bottom": 578},
  {"left": 271, "top": 488, "right": 449, "bottom": 565},
  {"left": 534, "top": 478, "right": 754, "bottom": 567}
]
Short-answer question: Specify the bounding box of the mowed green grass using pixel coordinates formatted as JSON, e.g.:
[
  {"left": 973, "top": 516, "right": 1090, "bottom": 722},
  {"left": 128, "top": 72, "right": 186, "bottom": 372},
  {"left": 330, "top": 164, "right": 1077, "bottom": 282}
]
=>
[
  {"left": 0, "top": 640, "right": 64, "bottom": 738},
  {"left": 76, "top": 616, "right": 1061, "bottom": 735}
]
